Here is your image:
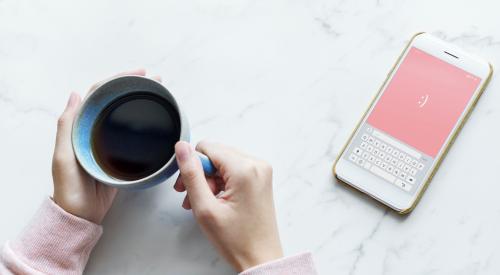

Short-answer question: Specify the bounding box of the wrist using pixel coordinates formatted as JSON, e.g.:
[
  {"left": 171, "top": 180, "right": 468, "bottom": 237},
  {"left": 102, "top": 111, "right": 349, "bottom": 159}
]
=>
[{"left": 52, "top": 193, "right": 100, "bottom": 224}]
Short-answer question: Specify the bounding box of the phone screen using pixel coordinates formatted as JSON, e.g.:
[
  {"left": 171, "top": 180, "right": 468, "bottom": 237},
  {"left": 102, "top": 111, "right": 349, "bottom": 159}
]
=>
[{"left": 344, "top": 47, "right": 482, "bottom": 193}]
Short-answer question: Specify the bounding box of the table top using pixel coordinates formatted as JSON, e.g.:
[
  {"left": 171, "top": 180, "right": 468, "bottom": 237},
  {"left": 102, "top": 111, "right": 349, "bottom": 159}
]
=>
[{"left": 1, "top": 1, "right": 499, "bottom": 274}]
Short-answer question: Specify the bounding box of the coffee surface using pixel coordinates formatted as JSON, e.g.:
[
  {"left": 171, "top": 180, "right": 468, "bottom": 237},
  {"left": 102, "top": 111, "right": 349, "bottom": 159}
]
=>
[{"left": 92, "top": 93, "right": 180, "bottom": 180}]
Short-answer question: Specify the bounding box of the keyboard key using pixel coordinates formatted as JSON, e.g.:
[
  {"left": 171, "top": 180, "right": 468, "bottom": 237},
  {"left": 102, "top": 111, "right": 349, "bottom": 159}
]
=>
[
  {"left": 349, "top": 154, "right": 357, "bottom": 162},
  {"left": 374, "top": 140, "right": 380, "bottom": 147},
  {"left": 398, "top": 153, "right": 405, "bottom": 160},
  {"left": 380, "top": 162, "right": 387, "bottom": 169},
  {"left": 354, "top": 147, "right": 362, "bottom": 155},
  {"left": 392, "top": 150, "right": 399, "bottom": 157},
  {"left": 362, "top": 152, "right": 369, "bottom": 159},
  {"left": 417, "top": 163, "right": 425, "bottom": 170},
  {"left": 407, "top": 176, "right": 415, "bottom": 184},
  {"left": 387, "top": 166, "right": 394, "bottom": 173},
  {"left": 378, "top": 152, "right": 386, "bottom": 159},
  {"left": 356, "top": 158, "right": 365, "bottom": 166},
  {"left": 397, "top": 162, "right": 405, "bottom": 169},
  {"left": 391, "top": 158, "right": 398, "bottom": 166},
  {"left": 399, "top": 172, "right": 407, "bottom": 180},
  {"left": 386, "top": 146, "right": 393, "bottom": 154},
  {"left": 368, "top": 137, "right": 375, "bottom": 144},
  {"left": 360, "top": 142, "right": 368, "bottom": 149},
  {"left": 367, "top": 145, "right": 374, "bottom": 153},
  {"left": 411, "top": 159, "right": 418, "bottom": 167},
  {"left": 373, "top": 148, "right": 380, "bottom": 156},
  {"left": 395, "top": 179, "right": 412, "bottom": 191},
  {"left": 384, "top": 155, "right": 392, "bottom": 162},
  {"left": 375, "top": 159, "right": 382, "bottom": 167},
  {"left": 410, "top": 168, "right": 417, "bottom": 176},
  {"left": 380, "top": 143, "right": 387, "bottom": 150},
  {"left": 368, "top": 155, "right": 375, "bottom": 162},
  {"left": 370, "top": 166, "right": 396, "bottom": 183},
  {"left": 403, "top": 165, "right": 411, "bottom": 173},
  {"left": 404, "top": 156, "right": 412, "bottom": 164},
  {"left": 361, "top": 134, "right": 369, "bottom": 141},
  {"left": 393, "top": 169, "right": 400, "bottom": 176}
]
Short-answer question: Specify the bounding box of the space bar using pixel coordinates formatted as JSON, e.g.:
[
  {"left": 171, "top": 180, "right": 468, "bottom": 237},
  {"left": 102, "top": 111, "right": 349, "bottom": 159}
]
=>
[{"left": 370, "top": 166, "right": 395, "bottom": 183}]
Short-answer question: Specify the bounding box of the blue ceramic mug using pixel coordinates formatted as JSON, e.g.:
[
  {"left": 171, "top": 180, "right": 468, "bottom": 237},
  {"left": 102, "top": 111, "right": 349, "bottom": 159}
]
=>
[{"left": 71, "top": 75, "right": 215, "bottom": 189}]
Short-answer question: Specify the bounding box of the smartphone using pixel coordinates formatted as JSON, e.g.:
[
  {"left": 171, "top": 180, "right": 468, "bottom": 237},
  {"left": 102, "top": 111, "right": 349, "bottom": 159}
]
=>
[{"left": 333, "top": 32, "right": 493, "bottom": 214}]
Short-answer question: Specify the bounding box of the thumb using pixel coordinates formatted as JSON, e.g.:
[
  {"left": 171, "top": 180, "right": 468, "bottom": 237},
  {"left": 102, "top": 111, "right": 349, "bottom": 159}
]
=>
[
  {"left": 55, "top": 92, "right": 81, "bottom": 156},
  {"left": 175, "top": 141, "right": 216, "bottom": 211}
]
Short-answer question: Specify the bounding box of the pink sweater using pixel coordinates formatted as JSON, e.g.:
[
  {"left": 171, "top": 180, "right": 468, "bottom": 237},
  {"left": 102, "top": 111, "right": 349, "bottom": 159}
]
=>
[{"left": 0, "top": 199, "right": 317, "bottom": 274}]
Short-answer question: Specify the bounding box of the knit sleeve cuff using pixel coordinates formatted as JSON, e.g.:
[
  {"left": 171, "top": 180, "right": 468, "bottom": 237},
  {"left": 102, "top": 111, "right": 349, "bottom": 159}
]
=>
[
  {"left": 7, "top": 198, "right": 102, "bottom": 274},
  {"left": 239, "top": 252, "right": 317, "bottom": 275}
]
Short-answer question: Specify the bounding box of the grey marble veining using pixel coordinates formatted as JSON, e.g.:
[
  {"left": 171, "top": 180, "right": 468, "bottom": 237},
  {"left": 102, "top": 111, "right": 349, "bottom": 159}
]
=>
[{"left": 1, "top": 0, "right": 500, "bottom": 274}]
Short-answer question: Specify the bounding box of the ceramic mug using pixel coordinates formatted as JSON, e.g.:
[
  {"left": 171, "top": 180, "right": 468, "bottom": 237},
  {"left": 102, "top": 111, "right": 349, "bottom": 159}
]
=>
[{"left": 71, "top": 75, "right": 215, "bottom": 189}]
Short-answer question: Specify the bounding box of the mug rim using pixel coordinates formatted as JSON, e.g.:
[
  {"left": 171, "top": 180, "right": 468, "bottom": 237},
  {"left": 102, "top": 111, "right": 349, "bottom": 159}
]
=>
[{"left": 71, "top": 75, "right": 189, "bottom": 187}]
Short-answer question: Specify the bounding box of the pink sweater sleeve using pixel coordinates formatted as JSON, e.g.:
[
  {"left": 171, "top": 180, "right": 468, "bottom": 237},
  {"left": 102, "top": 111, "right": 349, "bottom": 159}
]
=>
[
  {"left": 239, "top": 253, "right": 317, "bottom": 275},
  {"left": 0, "top": 198, "right": 317, "bottom": 275},
  {"left": 0, "top": 198, "right": 102, "bottom": 275}
]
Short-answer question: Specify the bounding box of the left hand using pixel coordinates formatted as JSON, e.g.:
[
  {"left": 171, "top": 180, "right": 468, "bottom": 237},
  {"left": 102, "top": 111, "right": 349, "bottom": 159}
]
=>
[{"left": 52, "top": 69, "right": 158, "bottom": 224}]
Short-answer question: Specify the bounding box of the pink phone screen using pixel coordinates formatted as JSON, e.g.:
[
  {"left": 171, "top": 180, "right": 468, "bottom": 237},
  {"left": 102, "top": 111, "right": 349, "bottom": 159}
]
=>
[{"left": 367, "top": 47, "right": 481, "bottom": 157}]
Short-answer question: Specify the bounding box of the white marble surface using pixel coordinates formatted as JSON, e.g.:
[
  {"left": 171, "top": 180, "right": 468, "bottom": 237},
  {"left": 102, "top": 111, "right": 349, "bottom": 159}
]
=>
[{"left": 1, "top": 0, "right": 500, "bottom": 274}]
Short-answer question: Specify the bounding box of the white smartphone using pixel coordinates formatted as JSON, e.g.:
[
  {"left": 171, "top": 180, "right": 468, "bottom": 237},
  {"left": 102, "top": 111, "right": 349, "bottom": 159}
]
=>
[{"left": 333, "top": 32, "right": 493, "bottom": 214}]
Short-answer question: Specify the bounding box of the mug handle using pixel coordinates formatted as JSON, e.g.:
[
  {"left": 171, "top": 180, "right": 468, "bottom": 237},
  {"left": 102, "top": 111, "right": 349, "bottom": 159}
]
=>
[{"left": 197, "top": 153, "right": 216, "bottom": 175}]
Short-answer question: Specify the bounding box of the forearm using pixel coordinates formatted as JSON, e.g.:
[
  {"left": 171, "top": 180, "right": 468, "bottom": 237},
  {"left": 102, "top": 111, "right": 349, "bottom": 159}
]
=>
[{"left": 0, "top": 198, "right": 102, "bottom": 275}]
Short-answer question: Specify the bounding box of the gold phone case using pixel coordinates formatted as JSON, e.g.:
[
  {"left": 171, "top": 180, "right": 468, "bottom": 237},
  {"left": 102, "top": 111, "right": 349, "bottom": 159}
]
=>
[{"left": 332, "top": 32, "right": 494, "bottom": 214}]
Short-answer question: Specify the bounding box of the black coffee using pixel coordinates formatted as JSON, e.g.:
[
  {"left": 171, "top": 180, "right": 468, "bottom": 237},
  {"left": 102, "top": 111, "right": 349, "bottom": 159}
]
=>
[{"left": 91, "top": 93, "right": 180, "bottom": 180}]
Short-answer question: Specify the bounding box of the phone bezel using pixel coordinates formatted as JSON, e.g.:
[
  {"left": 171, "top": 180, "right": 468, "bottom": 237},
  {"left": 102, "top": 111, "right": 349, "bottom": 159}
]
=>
[{"left": 333, "top": 32, "right": 493, "bottom": 213}]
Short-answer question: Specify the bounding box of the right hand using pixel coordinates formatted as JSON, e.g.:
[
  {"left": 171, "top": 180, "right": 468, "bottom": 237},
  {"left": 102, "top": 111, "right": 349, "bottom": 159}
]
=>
[{"left": 174, "top": 141, "right": 283, "bottom": 272}]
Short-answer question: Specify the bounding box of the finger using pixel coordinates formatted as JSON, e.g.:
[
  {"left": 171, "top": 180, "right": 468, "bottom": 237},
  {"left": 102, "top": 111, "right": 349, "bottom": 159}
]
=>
[
  {"left": 176, "top": 175, "right": 219, "bottom": 195},
  {"left": 97, "top": 183, "right": 119, "bottom": 210},
  {"left": 206, "top": 177, "right": 220, "bottom": 195},
  {"left": 175, "top": 141, "right": 216, "bottom": 210},
  {"left": 152, "top": 75, "right": 162, "bottom": 82},
  {"left": 181, "top": 181, "right": 220, "bottom": 208},
  {"left": 182, "top": 194, "right": 191, "bottom": 210},
  {"left": 174, "top": 176, "right": 186, "bottom": 192},
  {"left": 102, "top": 184, "right": 118, "bottom": 201},
  {"left": 215, "top": 177, "right": 226, "bottom": 192},
  {"left": 195, "top": 141, "right": 251, "bottom": 173},
  {"left": 54, "top": 92, "right": 82, "bottom": 157},
  {"left": 114, "top": 68, "right": 146, "bottom": 77},
  {"left": 87, "top": 68, "right": 147, "bottom": 95}
]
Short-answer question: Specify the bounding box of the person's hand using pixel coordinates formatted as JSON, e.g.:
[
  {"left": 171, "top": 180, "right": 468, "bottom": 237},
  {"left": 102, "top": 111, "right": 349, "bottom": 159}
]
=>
[
  {"left": 52, "top": 69, "right": 160, "bottom": 224},
  {"left": 174, "top": 141, "right": 283, "bottom": 271}
]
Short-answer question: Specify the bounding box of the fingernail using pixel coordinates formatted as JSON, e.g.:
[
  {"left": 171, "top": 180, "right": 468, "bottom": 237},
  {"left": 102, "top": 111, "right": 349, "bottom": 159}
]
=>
[
  {"left": 175, "top": 142, "right": 192, "bottom": 162},
  {"left": 66, "top": 92, "right": 77, "bottom": 108}
]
